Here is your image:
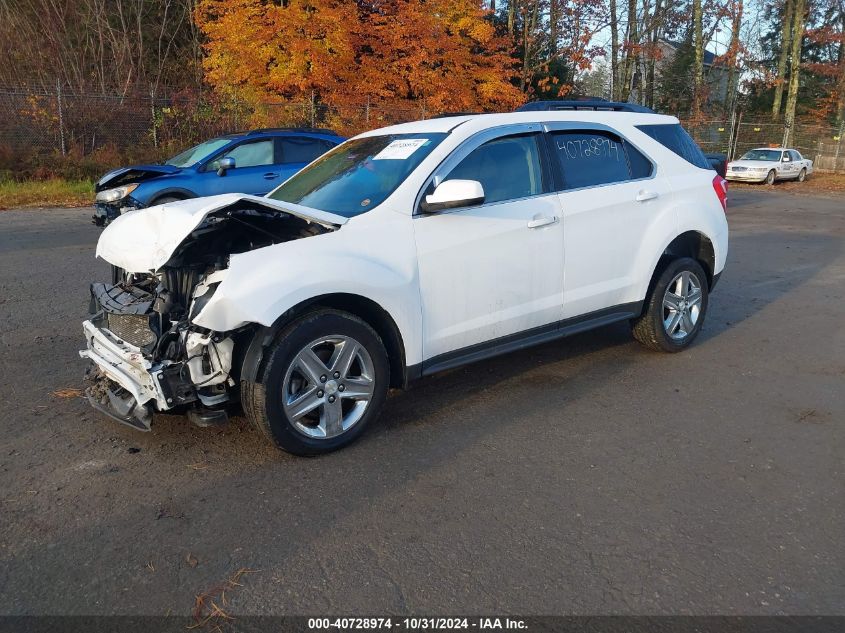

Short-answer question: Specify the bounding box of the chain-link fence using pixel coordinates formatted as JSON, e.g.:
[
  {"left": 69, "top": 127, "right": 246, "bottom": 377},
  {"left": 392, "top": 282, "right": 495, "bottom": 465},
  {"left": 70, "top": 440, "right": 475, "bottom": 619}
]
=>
[
  {"left": 2, "top": 86, "right": 845, "bottom": 177},
  {"left": 0, "top": 87, "right": 429, "bottom": 178},
  {"left": 683, "top": 118, "right": 845, "bottom": 171}
]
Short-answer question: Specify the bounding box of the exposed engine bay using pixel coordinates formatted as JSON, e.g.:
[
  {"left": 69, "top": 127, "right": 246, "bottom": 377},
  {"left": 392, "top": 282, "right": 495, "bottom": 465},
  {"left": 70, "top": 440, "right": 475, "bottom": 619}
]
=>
[{"left": 81, "top": 198, "right": 336, "bottom": 430}]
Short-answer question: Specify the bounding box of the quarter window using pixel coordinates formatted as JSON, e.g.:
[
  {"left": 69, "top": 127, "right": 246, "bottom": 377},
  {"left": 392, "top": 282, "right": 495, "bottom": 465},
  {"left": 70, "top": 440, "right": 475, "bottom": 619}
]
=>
[
  {"left": 550, "top": 130, "right": 652, "bottom": 190},
  {"left": 445, "top": 134, "right": 544, "bottom": 204},
  {"left": 636, "top": 123, "right": 711, "bottom": 169}
]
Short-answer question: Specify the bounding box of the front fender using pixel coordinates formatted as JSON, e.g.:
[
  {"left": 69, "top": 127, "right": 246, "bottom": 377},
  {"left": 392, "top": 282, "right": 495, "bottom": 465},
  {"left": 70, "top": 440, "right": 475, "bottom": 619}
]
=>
[{"left": 191, "top": 216, "right": 423, "bottom": 365}]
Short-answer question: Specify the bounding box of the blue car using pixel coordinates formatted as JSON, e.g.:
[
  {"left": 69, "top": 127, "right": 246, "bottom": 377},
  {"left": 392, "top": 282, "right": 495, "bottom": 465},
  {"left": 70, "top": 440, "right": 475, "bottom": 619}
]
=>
[{"left": 93, "top": 128, "right": 345, "bottom": 225}]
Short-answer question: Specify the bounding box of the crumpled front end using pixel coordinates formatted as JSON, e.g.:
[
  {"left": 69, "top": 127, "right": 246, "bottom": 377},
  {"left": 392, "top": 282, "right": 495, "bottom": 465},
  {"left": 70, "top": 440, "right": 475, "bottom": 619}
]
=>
[
  {"left": 80, "top": 278, "right": 236, "bottom": 430},
  {"left": 80, "top": 195, "right": 342, "bottom": 431}
]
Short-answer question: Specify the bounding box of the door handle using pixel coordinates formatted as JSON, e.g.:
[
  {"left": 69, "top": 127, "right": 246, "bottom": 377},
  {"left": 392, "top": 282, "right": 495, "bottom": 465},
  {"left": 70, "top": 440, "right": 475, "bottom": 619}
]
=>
[
  {"left": 636, "top": 190, "right": 659, "bottom": 202},
  {"left": 263, "top": 172, "right": 279, "bottom": 180},
  {"left": 527, "top": 215, "right": 558, "bottom": 229}
]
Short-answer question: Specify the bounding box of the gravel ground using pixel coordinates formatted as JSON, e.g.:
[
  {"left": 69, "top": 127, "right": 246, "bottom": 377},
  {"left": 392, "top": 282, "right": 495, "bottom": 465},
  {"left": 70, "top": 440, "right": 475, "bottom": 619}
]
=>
[{"left": 0, "top": 190, "right": 843, "bottom": 616}]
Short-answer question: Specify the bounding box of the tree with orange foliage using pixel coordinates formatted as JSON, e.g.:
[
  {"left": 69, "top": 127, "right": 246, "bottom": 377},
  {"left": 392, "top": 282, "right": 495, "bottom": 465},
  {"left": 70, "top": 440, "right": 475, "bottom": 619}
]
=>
[{"left": 195, "top": 0, "right": 524, "bottom": 128}]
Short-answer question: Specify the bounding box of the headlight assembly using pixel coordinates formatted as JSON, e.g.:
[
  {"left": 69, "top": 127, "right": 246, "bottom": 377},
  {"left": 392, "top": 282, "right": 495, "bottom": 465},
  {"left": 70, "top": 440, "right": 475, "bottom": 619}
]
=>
[{"left": 96, "top": 183, "right": 139, "bottom": 203}]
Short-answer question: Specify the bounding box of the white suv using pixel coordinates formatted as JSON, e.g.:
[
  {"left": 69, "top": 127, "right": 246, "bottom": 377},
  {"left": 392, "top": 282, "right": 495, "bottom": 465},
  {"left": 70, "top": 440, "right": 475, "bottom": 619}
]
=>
[{"left": 82, "top": 109, "right": 729, "bottom": 454}]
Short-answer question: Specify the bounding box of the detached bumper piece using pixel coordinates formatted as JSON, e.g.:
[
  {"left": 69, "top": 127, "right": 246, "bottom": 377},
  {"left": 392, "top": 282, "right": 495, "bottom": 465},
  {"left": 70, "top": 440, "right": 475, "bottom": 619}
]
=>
[{"left": 85, "top": 366, "right": 153, "bottom": 431}]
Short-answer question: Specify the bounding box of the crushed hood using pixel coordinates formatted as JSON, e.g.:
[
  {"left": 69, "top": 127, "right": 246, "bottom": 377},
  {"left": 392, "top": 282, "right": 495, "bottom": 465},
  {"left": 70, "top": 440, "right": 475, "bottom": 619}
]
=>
[
  {"left": 96, "top": 193, "right": 348, "bottom": 272},
  {"left": 96, "top": 164, "right": 182, "bottom": 191}
]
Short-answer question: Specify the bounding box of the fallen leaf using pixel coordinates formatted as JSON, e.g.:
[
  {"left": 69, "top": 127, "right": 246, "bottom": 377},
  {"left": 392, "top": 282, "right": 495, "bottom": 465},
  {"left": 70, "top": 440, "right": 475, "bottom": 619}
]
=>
[
  {"left": 189, "top": 568, "right": 261, "bottom": 629},
  {"left": 51, "top": 388, "right": 83, "bottom": 398},
  {"left": 186, "top": 552, "right": 199, "bottom": 568}
]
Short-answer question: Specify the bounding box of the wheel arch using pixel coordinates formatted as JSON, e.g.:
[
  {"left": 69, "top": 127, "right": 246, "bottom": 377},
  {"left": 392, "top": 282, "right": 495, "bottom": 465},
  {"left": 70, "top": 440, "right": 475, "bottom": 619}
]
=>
[
  {"left": 641, "top": 231, "right": 718, "bottom": 305},
  {"left": 148, "top": 188, "right": 196, "bottom": 206},
  {"left": 240, "top": 293, "right": 408, "bottom": 390}
]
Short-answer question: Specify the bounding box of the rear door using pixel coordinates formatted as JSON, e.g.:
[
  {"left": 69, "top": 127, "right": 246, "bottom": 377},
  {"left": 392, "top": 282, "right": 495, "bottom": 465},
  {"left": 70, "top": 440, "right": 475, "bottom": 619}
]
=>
[
  {"left": 545, "top": 125, "right": 672, "bottom": 319},
  {"left": 790, "top": 150, "right": 808, "bottom": 173}
]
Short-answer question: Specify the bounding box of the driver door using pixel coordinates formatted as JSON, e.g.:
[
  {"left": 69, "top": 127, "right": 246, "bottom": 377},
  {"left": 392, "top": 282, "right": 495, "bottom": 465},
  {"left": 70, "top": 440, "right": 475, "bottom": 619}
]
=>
[
  {"left": 413, "top": 126, "right": 564, "bottom": 366},
  {"left": 198, "top": 138, "right": 278, "bottom": 197}
]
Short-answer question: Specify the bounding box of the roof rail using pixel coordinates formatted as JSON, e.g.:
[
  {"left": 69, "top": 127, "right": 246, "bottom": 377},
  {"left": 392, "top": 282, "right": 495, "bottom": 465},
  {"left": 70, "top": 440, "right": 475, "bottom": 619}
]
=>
[
  {"left": 247, "top": 127, "right": 338, "bottom": 135},
  {"left": 516, "top": 100, "right": 655, "bottom": 114}
]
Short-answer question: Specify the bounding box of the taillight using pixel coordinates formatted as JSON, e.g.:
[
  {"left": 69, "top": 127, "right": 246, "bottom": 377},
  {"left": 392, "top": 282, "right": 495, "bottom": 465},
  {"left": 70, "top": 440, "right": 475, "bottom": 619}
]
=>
[{"left": 712, "top": 175, "right": 728, "bottom": 212}]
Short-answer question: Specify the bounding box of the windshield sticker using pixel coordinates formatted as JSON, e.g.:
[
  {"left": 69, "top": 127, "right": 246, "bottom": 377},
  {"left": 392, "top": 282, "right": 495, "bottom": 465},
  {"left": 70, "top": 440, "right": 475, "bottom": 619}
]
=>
[{"left": 372, "top": 138, "right": 429, "bottom": 160}]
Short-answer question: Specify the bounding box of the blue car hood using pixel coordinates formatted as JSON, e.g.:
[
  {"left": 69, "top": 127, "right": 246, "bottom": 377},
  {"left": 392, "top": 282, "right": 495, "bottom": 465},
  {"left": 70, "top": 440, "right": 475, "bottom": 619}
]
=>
[{"left": 96, "top": 164, "right": 182, "bottom": 191}]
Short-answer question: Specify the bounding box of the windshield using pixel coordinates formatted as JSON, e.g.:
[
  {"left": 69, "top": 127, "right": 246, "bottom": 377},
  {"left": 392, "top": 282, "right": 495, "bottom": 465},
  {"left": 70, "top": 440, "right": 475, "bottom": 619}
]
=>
[
  {"left": 268, "top": 133, "right": 447, "bottom": 217},
  {"left": 165, "top": 138, "right": 233, "bottom": 167},
  {"left": 740, "top": 149, "right": 782, "bottom": 162}
]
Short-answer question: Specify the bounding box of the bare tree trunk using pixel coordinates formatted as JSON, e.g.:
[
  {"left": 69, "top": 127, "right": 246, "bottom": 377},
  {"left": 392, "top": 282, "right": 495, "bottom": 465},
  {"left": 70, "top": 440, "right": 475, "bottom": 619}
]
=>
[
  {"left": 782, "top": 0, "right": 806, "bottom": 146},
  {"left": 692, "top": 0, "right": 704, "bottom": 117},
  {"left": 772, "top": 0, "right": 794, "bottom": 119},
  {"left": 621, "top": 0, "right": 638, "bottom": 102},
  {"left": 837, "top": 11, "right": 845, "bottom": 126},
  {"left": 610, "top": 0, "right": 620, "bottom": 100},
  {"left": 645, "top": 0, "right": 662, "bottom": 108},
  {"left": 724, "top": 0, "right": 744, "bottom": 116},
  {"left": 508, "top": 0, "right": 516, "bottom": 37}
]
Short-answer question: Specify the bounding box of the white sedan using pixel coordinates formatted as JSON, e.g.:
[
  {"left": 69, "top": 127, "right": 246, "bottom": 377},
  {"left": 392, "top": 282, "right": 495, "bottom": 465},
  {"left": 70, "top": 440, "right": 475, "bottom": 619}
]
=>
[{"left": 726, "top": 147, "right": 813, "bottom": 184}]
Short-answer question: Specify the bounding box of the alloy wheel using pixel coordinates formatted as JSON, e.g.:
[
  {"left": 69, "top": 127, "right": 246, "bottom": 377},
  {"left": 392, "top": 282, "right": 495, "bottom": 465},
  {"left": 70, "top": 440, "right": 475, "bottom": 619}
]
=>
[
  {"left": 282, "top": 335, "right": 375, "bottom": 439},
  {"left": 662, "top": 271, "right": 703, "bottom": 341}
]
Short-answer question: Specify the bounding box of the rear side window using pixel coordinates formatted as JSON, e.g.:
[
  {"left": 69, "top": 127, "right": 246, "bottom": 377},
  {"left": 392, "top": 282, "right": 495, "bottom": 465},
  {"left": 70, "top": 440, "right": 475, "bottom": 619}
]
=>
[
  {"left": 636, "top": 123, "right": 710, "bottom": 169},
  {"left": 549, "top": 130, "right": 653, "bottom": 190},
  {"left": 279, "top": 137, "right": 336, "bottom": 164}
]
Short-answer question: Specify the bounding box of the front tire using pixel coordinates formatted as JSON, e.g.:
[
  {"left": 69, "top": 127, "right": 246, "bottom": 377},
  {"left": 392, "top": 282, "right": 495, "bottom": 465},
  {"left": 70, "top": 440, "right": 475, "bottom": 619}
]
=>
[
  {"left": 632, "top": 258, "right": 709, "bottom": 353},
  {"left": 242, "top": 309, "right": 389, "bottom": 455},
  {"left": 765, "top": 170, "right": 776, "bottom": 185},
  {"left": 151, "top": 195, "right": 184, "bottom": 206},
  {"left": 798, "top": 168, "right": 807, "bottom": 182}
]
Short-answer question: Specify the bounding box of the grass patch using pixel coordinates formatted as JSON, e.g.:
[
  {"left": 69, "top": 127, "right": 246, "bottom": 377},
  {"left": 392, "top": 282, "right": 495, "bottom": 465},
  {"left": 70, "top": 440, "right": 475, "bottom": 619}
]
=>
[{"left": 0, "top": 178, "right": 94, "bottom": 210}]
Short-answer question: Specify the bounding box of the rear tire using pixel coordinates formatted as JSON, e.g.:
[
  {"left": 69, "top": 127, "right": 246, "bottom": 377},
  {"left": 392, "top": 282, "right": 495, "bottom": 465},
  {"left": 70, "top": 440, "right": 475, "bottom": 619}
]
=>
[
  {"left": 242, "top": 309, "right": 389, "bottom": 455},
  {"left": 632, "top": 258, "right": 709, "bottom": 353},
  {"left": 765, "top": 170, "right": 776, "bottom": 185}
]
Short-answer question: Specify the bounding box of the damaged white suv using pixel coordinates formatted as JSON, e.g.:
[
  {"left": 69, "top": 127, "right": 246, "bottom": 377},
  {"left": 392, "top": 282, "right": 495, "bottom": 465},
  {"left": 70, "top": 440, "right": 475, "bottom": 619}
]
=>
[{"left": 81, "top": 108, "right": 729, "bottom": 455}]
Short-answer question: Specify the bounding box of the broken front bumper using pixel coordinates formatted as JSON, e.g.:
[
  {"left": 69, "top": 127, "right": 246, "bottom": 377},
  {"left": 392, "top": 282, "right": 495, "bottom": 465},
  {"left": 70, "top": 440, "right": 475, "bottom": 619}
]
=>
[
  {"left": 92, "top": 197, "right": 143, "bottom": 227},
  {"left": 79, "top": 319, "right": 171, "bottom": 430}
]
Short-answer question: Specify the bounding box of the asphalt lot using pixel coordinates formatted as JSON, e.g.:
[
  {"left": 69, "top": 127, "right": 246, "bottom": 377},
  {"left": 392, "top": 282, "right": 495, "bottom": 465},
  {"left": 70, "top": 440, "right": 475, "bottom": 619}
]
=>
[{"left": 0, "top": 189, "right": 843, "bottom": 616}]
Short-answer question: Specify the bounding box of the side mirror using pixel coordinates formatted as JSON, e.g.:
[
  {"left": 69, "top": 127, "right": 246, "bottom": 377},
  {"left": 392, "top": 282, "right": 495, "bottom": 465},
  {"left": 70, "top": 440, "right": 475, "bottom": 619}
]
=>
[
  {"left": 217, "top": 156, "right": 236, "bottom": 176},
  {"left": 421, "top": 179, "right": 485, "bottom": 213}
]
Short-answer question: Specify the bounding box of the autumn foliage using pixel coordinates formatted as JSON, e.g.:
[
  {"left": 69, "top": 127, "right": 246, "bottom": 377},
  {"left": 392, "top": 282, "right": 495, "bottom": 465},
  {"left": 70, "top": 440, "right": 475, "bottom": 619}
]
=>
[{"left": 195, "top": 0, "right": 525, "bottom": 129}]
